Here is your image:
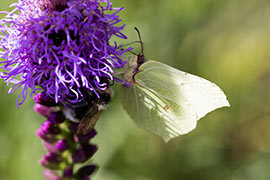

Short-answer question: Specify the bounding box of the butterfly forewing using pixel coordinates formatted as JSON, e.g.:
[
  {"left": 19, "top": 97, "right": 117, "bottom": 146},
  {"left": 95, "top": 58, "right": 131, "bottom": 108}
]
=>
[{"left": 135, "top": 60, "right": 230, "bottom": 119}]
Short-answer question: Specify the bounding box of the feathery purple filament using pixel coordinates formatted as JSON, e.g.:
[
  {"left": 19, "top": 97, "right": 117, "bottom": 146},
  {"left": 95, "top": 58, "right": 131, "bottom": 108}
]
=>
[{"left": 0, "top": 0, "right": 128, "bottom": 107}]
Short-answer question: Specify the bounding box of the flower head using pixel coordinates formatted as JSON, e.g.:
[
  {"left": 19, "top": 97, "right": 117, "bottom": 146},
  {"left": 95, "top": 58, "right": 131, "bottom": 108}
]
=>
[{"left": 0, "top": 0, "right": 128, "bottom": 107}]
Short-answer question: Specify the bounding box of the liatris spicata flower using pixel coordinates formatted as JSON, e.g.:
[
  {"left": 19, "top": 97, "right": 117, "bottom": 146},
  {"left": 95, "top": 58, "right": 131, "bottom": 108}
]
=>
[
  {"left": 35, "top": 92, "right": 99, "bottom": 179},
  {"left": 0, "top": 0, "right": 129, "bottom": 179},
  {"left": 0, "top": 0, "right": 128, "bottom": 107}
]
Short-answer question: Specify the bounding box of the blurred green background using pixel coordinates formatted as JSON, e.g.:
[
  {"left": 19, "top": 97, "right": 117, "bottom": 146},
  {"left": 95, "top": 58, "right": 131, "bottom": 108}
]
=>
[{"left": 0, "top": 0, "right": 269, "bottom": 179}]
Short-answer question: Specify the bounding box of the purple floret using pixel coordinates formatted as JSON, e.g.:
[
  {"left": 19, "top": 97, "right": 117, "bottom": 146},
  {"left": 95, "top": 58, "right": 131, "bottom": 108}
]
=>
[{"left": 0, "top": 0, "right": 128, "bottom": 107}]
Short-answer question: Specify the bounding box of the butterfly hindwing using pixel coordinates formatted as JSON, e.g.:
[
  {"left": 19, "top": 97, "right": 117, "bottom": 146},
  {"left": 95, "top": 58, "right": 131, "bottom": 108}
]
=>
[{"left": 120, "top": 79, "right": 198, "bottom": 142}]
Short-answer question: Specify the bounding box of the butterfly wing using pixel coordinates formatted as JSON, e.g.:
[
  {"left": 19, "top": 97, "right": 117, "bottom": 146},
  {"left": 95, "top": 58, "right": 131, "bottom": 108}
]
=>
[
  {"left": 120, "top": 60, "right": 229, "bottom": 142},
  {"left": 120, "top": 84, "right": 198, "bottom": 142},
  {"left": 135, "top": 60, "right": 230, "bottom": 120}
]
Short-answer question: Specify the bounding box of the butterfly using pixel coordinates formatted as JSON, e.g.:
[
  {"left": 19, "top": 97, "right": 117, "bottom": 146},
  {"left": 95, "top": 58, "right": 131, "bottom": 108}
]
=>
[{"left": 120, "top": 28, "right": 230, "bottom": 142}]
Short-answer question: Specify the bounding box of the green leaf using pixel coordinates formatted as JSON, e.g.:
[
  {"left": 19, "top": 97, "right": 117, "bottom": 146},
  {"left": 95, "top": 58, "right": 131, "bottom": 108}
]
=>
[{"left": 120, "top": 59, "right": 230, "bottom": 142}]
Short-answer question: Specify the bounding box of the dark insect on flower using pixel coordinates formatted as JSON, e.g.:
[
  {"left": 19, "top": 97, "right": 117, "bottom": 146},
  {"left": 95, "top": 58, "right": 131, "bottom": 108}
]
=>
[
  {"left": 63, "top": 87, "right": 112, "bottom": 134},
  {"left": 77, "top": 88, "right": 112, "bottom": 134},
  {"left": 0, "top": 0, "right": 129, "bottom": 107}
]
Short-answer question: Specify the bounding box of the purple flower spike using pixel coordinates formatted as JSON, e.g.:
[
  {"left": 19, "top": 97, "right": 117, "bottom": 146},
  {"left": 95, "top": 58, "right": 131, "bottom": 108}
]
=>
[
  {"left": 2, "top": 0, "right": 126, "bottom": 179},
  {"left": 0, "top": 0, "right": 129, "bottom": 106},
  {"left": 55, "top": 139, "right": 68, "bottom": 151},
  {"left": 34, "top": 95, "right": 99, "bottom": 179}
]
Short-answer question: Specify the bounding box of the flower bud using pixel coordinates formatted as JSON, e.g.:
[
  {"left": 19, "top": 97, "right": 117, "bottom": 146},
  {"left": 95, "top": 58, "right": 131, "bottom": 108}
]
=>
[
  {"left": 36, "top": 128, "right": 56, "bottom": 143},
  {"left": 63, "top": 166, "right": 73, "bottom": 178},
  {"left": 40, "top": 152, "right": 63, "bottom": 169},
  {"left": 43, "top": 141, "right": 57, "bottom": 153},
  {"left": 72, "top": 148, "right": 86, "bottom": 163},
  {"left": 44, "top": 152, "right": 63, "bottom": 163},
  {"left": 34, "top": 92, "right": 57, "bottom": 107},
  {"left": 82, "top": 144, "right": 97, "bottom": 160},
  {"left": 34, "top": 104, "right": 54, "bottom": 118},
  {"left": 48, "top": 111, "right": 65, "bottom": 124},
  {"left": 43, "top": 169, "right": 60, "bottom": 180},
  {"left": 75, "top": 165, "right": 97, "bottom": 179},
  {"left": 41, "top": 121, "right": 61, "bottom": 135},
  {"left": 77, "top": 129, "right": 97, "bottom": 144},
  {"left": 55, "top": 139, "right": 68, "bottom": 152}
]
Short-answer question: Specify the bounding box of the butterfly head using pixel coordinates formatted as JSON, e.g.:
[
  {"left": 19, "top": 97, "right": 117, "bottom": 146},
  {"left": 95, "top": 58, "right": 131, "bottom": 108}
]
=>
[
  {"left": 121, "top": 28, "right": 148, "bottom": 84},
  {"left": 134, "top": 27, "right": 147, "bottom": 67}
]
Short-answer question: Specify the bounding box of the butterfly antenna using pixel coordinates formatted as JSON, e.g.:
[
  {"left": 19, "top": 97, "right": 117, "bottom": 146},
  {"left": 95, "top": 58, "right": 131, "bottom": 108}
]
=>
[{"left": 134, "top": 27, "right": 144, "bottom": 55}]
